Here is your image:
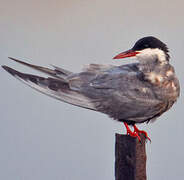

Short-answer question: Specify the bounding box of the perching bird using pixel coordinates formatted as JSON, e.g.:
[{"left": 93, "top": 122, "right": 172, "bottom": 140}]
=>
[{"left": 2, "top": 36, "right": 180, "bottom": 141}]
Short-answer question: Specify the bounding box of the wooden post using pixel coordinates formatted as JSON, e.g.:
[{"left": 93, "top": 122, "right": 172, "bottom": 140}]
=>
[{"left": 115, "top": 134, "right": 147, "bottom": 180}]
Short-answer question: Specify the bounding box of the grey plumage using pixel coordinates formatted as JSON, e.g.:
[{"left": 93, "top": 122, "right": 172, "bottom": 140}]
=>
[
  {"left": 2, "top": 37, "right": 180, "bottom": 126},
  {"left": 2, "top": 64, "right": 96, "bottom": 110}
]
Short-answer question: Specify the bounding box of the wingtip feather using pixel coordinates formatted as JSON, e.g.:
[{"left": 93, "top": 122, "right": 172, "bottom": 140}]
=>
[
  {"left": 8, "top": 57, "right": 30, "bottom": 66},
  {"left": 8, "top": 57, "right": 15, "bottom": 60},
  {"left": 2, "top": 65, "right": 19, "bottom": 76},
  {"left": 2, "top": 65, "right": 11, "bottom": 72}
]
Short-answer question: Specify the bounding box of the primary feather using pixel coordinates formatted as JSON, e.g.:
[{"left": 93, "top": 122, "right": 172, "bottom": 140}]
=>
[{"left": 2, "top": 63, "right": 96, "bottom": 111}]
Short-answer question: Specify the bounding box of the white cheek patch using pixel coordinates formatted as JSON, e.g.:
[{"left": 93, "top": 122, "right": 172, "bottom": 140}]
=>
[{"left": 136, "top": 48, "right": 167, "bottom": 64}]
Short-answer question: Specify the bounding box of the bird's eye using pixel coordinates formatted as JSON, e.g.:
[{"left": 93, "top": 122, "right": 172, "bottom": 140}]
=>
[{"left": 144, "top": 44, "right": 149, "bottom": 48}]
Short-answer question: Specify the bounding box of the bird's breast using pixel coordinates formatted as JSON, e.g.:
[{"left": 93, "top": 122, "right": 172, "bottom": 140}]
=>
[{"left": 144, "top": 69, "right": 180, "bottom": 101}]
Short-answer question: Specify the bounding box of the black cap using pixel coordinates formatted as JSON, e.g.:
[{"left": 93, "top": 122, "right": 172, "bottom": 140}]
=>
[{"left": 132, "top": 36, "right": 169, "bottom": 54}]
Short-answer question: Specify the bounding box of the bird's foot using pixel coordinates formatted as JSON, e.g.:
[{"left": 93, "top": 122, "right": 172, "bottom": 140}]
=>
[
  {"left": 133, "top": 125, "right": 151, "bottom": 142},
  {"left": 123, "top": 122, "right": 141, "bottom": 142}
]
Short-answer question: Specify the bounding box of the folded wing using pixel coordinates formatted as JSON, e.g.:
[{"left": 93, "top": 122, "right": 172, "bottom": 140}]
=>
[{"left": 2, "top": 58, "right": 165, "bottom": 123}]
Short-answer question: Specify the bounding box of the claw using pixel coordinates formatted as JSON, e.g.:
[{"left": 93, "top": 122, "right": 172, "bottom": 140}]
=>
[
  {"left": 133, "top": 125, "right": 151, "bottom": 142},
  {"left": 123, "top": 122, "right": 141, "bottom": 142},
  {"left": 123, "top": 122, "right": 151, "bottom": 142}
]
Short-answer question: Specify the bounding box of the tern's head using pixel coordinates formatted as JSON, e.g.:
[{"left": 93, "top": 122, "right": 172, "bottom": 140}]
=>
[{"left": 113, "top": 36, "right": 170, "bottom": 64}]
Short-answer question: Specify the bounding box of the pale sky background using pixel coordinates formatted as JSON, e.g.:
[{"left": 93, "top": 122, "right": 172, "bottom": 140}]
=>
[{"left": 0, "top": 0, "right": 184, "bottom": 180}]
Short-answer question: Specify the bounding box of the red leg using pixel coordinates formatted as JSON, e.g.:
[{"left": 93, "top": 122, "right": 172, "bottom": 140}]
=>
[
  {"left": 123, "top": 122, "right": 141, "bottom": 141},
  {"left": 133, "top": 125, "right": 151, "bottom": 142}
]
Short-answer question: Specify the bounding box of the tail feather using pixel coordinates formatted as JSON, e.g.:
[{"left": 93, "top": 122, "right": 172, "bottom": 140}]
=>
[
  {"left": 2, "top": 65, "right": 96, "bottom": 110},
  {"left": 8, "top": 57, "right": 71, "bottom": 80}
]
